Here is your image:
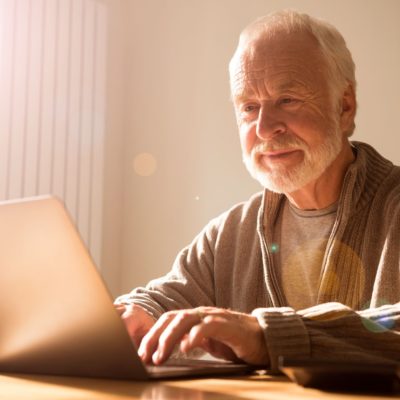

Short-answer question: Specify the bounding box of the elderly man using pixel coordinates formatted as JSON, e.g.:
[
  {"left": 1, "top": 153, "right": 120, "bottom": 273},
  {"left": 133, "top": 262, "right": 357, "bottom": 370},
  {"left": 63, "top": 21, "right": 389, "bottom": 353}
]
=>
[{"left": 115, "top": 10, "right": 400, "bottom": 371}]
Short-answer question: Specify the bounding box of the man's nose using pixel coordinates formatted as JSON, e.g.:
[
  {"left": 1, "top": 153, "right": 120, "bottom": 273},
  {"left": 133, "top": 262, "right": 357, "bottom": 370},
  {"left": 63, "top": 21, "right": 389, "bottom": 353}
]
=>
[{"left": 256, "top": 106, "right": 286, "bottom": 140}]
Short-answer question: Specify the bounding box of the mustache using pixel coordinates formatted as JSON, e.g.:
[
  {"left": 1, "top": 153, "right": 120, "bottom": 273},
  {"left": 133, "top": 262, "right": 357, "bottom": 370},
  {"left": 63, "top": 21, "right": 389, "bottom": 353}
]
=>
[{"left": 252, "top": 135, "right": 307, "bottom": 154}]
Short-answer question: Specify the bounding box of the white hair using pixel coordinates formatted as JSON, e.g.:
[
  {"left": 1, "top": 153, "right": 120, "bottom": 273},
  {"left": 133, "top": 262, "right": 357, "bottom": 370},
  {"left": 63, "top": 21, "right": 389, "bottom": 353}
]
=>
[{"left": 232, "top": 9, "right": 357, "bottom": 135}]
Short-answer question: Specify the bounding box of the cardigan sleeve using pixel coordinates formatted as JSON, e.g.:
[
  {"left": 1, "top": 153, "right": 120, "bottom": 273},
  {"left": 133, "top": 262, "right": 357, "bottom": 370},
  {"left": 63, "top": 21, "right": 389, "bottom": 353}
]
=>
[
  {"left": 115, "top": 220, "right": 219, "bottom": 319},
  {"left": 252, "top": 302, "right": 400, "bottom": 372}
]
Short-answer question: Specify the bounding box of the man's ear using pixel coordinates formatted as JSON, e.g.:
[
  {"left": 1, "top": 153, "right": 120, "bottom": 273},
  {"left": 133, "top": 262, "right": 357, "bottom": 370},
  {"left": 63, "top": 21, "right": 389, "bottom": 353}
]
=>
[{"left": 340, "top": 83, "right": 356, "bottom": 136}]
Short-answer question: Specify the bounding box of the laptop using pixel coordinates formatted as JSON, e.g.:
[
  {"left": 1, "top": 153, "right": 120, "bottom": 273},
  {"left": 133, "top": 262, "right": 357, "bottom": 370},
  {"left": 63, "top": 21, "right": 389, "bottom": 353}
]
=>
[{"left": 0, "top": 196, "right": 253, "bottom": 380}]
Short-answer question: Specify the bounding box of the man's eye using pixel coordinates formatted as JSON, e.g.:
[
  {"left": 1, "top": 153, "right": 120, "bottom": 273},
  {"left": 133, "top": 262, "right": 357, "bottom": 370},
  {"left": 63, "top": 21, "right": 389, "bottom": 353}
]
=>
[
  {"left": 280, "top": 97, "right": 298, "bottom": 105},
  {"left": 243, "top": 104, "right": 258, "bottom": 113}
]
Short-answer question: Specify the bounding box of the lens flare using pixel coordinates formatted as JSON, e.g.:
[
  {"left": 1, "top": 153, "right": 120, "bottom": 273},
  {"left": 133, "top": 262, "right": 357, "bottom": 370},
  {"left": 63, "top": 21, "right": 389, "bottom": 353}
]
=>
[{"left": 133, "top": 153, "right": 157, "bottom": 177}]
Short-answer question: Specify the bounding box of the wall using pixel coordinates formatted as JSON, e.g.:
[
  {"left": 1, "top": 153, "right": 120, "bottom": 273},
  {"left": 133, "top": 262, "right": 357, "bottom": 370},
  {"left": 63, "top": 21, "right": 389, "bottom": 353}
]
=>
[
  {"left": 113, "top": 0, "right": 400, "bottom": 295},
  {"left": 99, "top": 0, "right": 125, "bottom": 296},
  {"left": 3, "top": 1, "right": 397, "bottom": 298},
  {"left": 0, "top": 0, "right": 107, "bottom": 269}
]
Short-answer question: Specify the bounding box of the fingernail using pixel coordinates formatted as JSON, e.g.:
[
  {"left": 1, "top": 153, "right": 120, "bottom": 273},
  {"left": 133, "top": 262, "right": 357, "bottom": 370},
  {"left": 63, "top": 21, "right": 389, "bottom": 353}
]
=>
[
  {"left": 152, "top": 350, "right": 161, "bottom": 364},
  {"left": 181, "top": 339, "right": 189, "bottom": 353}
]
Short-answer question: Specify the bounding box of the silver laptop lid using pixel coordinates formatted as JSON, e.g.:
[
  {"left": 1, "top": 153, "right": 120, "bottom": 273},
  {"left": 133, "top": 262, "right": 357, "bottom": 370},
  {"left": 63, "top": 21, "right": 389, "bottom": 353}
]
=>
[{"left": 0, "top": 196, "right": 148, "bottom": 379}]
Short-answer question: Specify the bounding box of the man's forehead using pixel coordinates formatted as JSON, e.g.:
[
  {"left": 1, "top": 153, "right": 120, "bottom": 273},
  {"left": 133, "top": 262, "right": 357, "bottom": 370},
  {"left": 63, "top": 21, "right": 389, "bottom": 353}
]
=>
[
  {"left": 230, "top": 32, "right": 326, "bottom": 98},
  {"left": 237, "top": 31, "right": 321, "bottom": 66},
  {"left": 231, "top": 75, "right": 311, "bottom": 101},
  {"left": 230, "top": 57, "right": 319, "bottom": 97}
]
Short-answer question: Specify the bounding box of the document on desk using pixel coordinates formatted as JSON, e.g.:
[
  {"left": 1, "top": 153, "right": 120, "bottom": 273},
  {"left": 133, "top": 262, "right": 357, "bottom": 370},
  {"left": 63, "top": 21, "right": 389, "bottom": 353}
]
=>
[{"left": 280, "top": 357, "right": 400, "bottom": 393}]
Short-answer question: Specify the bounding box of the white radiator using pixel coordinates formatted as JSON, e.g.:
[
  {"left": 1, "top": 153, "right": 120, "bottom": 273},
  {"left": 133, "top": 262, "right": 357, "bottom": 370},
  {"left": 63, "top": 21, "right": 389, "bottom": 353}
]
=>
[{"left": 0, "top": 0, "right": 108, "bottom": 268}]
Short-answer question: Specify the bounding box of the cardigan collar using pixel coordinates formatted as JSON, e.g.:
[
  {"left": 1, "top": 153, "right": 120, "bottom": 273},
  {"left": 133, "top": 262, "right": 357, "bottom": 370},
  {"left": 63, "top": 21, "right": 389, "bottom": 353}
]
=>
[{"left": 259, "top": 141, "right": 394, "bottom": 232}]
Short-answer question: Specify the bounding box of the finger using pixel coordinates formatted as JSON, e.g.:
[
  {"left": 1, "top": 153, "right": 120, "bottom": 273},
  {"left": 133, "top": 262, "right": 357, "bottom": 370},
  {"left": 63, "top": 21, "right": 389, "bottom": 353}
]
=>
[
  {"left": 189, "top": 337, "right": 238, "bottom": 362},
  {"left": 152, "top": 310, "right": 204, "bottom": 364},
  {"left": 139, "top": 312, "right": 175, "bottom": 363},
  {"left": 115, "top": 304, "right": 157, "bottom": 350},
  {"left": 180, "top": 316, "right": 230, "bottom": 351},
  {"left": 114, "top": 304, "right": 126, "bottom": 316},
  {"left": 181, "top": 316, "right": 249, "bottom": 361},
  {"left": 123, "top": 316, "right": 150, "bottom": 349}
]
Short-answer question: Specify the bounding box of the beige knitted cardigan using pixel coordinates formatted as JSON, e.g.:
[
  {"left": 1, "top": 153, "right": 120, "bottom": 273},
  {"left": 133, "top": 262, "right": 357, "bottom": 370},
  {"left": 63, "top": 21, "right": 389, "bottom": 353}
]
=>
[{"left": 117, "top": 141, "right": 400, "bottom": 370}]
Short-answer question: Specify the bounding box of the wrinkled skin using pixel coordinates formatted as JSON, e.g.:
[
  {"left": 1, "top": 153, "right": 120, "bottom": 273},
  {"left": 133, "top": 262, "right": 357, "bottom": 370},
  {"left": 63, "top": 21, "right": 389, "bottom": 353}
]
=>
[{"left": 231, "top": 30, "right": 355, "bottom": 209}]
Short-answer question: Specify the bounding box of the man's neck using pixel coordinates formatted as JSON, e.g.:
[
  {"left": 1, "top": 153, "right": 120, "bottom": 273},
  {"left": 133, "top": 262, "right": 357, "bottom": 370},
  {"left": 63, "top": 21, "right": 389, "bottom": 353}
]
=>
[{"left": 285, "top": 141, "right": 355, "bottom": 210}]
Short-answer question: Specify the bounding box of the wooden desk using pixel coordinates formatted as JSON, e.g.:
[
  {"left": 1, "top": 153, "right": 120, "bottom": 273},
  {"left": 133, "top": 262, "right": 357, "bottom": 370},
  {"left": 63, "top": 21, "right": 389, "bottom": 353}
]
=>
[{"left": 0, "top": 373, "right": 397, "bottom": 400}]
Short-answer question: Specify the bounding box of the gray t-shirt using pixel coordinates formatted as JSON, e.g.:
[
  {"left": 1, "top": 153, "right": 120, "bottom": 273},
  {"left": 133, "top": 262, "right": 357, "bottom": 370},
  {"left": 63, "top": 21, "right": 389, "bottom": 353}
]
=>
[{"left": 273, "top": 198, "right": 337, "bottom": 310}]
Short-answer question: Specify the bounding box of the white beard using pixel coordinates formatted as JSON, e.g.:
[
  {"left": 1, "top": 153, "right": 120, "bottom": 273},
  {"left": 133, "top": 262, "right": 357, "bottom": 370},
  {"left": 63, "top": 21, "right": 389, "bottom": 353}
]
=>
[{"left": 243, "top": 124, "right": 343, "bottom": 194}]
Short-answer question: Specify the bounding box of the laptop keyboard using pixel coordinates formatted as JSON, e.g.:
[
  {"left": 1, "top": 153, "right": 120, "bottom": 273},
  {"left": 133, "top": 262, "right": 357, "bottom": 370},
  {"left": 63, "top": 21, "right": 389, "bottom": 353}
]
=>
[{"left": 146, "top": 358, "right": 234, "bottom": 373}]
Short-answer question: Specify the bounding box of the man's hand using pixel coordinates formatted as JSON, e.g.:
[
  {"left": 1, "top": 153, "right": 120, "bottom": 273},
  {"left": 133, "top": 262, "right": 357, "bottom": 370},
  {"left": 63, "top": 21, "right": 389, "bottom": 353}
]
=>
[
  {"left": 138, "top": 307, "right": 269, "bottom": 366},
  {"left": 114, "top": 303, "right": 156, "bottom": 348}
]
